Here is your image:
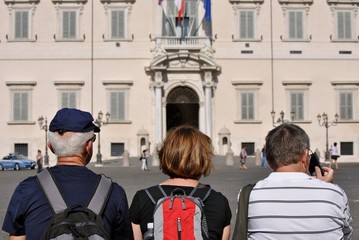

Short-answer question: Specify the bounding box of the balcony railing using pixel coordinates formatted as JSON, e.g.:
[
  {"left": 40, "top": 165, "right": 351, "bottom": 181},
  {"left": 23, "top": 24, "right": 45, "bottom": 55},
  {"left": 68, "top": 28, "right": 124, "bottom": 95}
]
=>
[{"left": 154, "top": 36, "right": 212, "bottom": 51}]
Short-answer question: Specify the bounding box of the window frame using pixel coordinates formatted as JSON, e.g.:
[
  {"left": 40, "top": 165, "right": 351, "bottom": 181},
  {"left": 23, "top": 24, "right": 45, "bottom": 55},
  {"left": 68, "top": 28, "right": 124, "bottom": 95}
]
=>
[
  {"left": 233, "top": 6, "right": 262, "bottom": 42},
  {"left": 282, "top": 7, "right": 310, "bottom": 42},
  {"left": 54, "top": 4, "right": 84, "bottom": 42},
  {"left": 331, "top": 7, "right": 358, "bottom": 42},
  {"left": 339, "top": 91, "right": 354, "bottom": 120},
  {"left": 240, "top": 91, "right": 255, "bottom": 120},
  {"left": 103, "top": 3, "right": 133, "bottom": 41},
  {"left": 290, "top": 91, "right": 305, "bottom": 121},
  {"left": 7, "top": 4, "right": 36, "bottom": 42},
  {"left": 11, "top": 89, "right": 31, "bottom": 123},
  {"left": 58, "top": 89, "right": 80, "bottom": 109}
]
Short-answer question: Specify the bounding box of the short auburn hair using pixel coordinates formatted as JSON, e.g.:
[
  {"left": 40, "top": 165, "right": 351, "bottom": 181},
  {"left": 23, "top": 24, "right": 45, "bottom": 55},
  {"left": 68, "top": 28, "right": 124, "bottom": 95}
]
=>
[{"left": 158, "top": 125, "right": 214, "bottom": 179}]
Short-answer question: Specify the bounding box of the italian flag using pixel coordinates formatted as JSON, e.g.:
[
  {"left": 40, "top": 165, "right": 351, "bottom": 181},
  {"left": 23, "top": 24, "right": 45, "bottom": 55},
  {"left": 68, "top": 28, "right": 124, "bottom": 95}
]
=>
[{"left": 175, "top": 0, "right": 185, "bottom": 23}]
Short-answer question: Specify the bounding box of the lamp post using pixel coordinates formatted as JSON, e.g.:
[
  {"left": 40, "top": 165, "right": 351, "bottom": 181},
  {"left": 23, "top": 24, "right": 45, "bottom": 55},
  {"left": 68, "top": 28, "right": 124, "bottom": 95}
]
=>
[
  {"left": 94, "top": 111, "right": 110, "bottom": 167},
  {"left": 38, "top": 116, "right": 49, "bottom": 166},
  {"left": 271, "top": 110, "right": 295, "bottom": 127},
  {"left": 317, "top": 112, "right": 339, "bottom": 162}
]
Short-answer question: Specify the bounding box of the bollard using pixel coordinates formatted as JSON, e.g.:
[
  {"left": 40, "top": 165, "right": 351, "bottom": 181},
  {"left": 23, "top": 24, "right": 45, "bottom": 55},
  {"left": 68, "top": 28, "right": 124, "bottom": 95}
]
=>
[
  {"left": 255, "top": 149, "right": 261, "bottom": 166},
  {"left": 122, "top": 150, "right": 130, "bottom": 167},
  {"left": 226, "top": 148, "right": 234, "bottom": 166}
]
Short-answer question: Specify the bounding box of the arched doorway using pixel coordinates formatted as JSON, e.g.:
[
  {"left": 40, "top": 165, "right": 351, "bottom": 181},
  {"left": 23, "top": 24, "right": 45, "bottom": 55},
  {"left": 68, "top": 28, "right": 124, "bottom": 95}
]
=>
[{"left": 166, "top": 86, "right": 199, "bottom": 131}]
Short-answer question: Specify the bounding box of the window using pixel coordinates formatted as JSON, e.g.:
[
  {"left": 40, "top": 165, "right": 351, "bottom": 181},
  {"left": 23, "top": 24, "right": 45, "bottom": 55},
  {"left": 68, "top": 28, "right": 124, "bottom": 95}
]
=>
[
  {"left": 332, "top": 8, "right": 357, "bottom": 41},
  {"left": 8, "top": 5, "right": 36, "bottom": 41},
  {"left": 242, "top": 142, "right": 255, "bottom": 155},
  {"left": 233, "top": 6, "right": 261, "bottom": 41},
  {"left": 12, "top": 91, "right": 29, "bottom": 121},
  {"left": 111, "top": 9, "right": 125, "bottom": 39},
  {"left": 14, "top": 143, "right": 28, "bottom": 156},
  {"left": 241, "top": 92, "right": 255, "bottom": 120},
  {"left": 55, "top": 5, "right": 84, "bottom": 41},
  {"left": 60, "top": 91, "right": 78, "bottom": 108},
  {"left": 337, "top": 10, "right": 352, "bottom": 40},
  {"left": 339, "top": 92, "right": 353, "bottom": 120},
  {"left": 239, "top": 10, "right": 255, "bottom": 39},
  {"left": 111, "top": 143, "right": 124, "bottom": 156},
  {"left": 282, "top": 7, "right": 309, "bottom": 41},
  {"left": 103, "top": 4, "right": 133, "bottom": 41},
  {"left": 340, "top": 142, "right": 353, "bottom": 155},
  {"left": 109, "top": 90, "right": 126, "bottom": 121},
  {"left": 162, "top": 0, "right": 198, "bottom": 37},
  {"left": 290, "top": 92, "right": 304, "bottom": 120}
]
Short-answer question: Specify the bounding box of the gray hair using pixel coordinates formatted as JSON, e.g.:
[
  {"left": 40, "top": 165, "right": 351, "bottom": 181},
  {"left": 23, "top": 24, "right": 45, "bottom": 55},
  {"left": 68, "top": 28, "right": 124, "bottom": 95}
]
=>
[{"left": 48, "top": 131, "right": 94, "bottom": 158}]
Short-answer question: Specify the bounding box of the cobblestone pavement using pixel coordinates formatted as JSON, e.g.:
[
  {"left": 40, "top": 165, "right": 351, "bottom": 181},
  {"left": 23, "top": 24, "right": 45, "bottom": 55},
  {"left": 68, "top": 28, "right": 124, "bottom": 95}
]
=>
[{"left": 1, "top": 156, "right": 358, "bottom": 239}]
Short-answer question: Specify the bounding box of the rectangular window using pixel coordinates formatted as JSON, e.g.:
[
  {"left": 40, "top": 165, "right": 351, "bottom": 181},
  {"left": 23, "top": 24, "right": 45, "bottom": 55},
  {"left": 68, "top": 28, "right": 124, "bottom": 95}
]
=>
[
  {"left": 111, "top": 143, "right": 124, "bottom": 156},
  {"left": 339, "top": 92, "right": 353, "bottom": 120},
  {"left": 241, "top": 92, "right": 254, "bottom": 120},
  {"left": 288, "top": 10, "right": 303, "bottom": 39},
  {"left": 14, "top": 11, "right": 29, "bottom": 39},
  {"left": 13, "top": 91, "right": 29, "bottom": 121},
  {"left": 242, "top": 142, "right": 254, "bottom": 155},
  {"left": 340, "top": 142, "right": 353, "bottom": 155},
  {"left": 62, "top": 10, "right": 76, "bottom": 39},
  {"left": 60, "top": 91, "right": 77, "bottom": 108},
  {"left": 290, "top": 92, "right": 304, "bottom": 120},
  {"left": 239, "top": 10, "right": 255, "bottom": 39},
  {"left": 14, "top": 143, "right": 28, "bottom": 156},
  {"left": 110, "top": 91, "right": 126, "bottom": 121},
  {"left": 111, "top": 10, "right": 125, "bottom": 39},
  {"left": 337, "top": 10, "right": 352, "bottom": 40}
]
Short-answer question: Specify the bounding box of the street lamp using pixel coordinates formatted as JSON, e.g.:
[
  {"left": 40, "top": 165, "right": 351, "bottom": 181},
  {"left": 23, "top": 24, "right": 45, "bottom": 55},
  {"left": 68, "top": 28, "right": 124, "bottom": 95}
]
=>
[
  {"left": 317, "top": 112, "right": 339, "bottom": 162},
  {"left": 94, "top": 111, "right": 110, "bottom": 166},
  {"left": 271, "top": 110, "right": 295, "bottom": 127},
  {"left": 38, "top": 116, "right": 49, "bottom": 166}
]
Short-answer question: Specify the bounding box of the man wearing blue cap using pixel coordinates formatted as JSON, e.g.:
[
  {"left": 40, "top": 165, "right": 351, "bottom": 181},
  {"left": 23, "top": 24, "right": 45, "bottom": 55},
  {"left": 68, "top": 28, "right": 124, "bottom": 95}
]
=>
[{"left": 2, "top": 108, "right": 133, "bottom": 240}]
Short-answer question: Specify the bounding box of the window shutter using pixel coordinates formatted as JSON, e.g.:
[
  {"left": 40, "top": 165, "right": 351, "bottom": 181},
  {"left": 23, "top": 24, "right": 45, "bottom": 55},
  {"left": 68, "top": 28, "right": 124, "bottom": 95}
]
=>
[
  {"left": 296, "top": 11, "right": 303, "bottom": 39},
  {"left": 289, "top": 11, "right": 296, "bottom": 39},
  {"left": 63, "top": 11, "right": 76, "bottom": 39},
  {"left": 337, "top": 12, "right": 345, "bottom": 39},
  {"left": 247, "top": 11, "right": 254, "bottom": 39},
  {"left": 112, "top": 10, "right": 125, "bottom": 38},
  {"left": 239, "top": 11, "right": 247, "bottom": 38},
  {"left": 339, "top": 92, "right": 352, "bottom": 120},
  {"left": 241, "top": 92, "right": 254, "bottom": 120},
  {"left": 13, "top": 92, "right": 28, "bottom": 121},
  {"left": 110, "top": 92, "right": 125, "bottom": 120},
  {"left": 248, "top": 93, "right": 254, "bottom": 119},
  {"left": 344, "top": 12, "right": 352, "bottom": 39},
  {"left": 69, "top": 92, "right": 76, "bottom": 108},
  {"left": 15, "top": 11, "right": 28, "bottom": 39}
]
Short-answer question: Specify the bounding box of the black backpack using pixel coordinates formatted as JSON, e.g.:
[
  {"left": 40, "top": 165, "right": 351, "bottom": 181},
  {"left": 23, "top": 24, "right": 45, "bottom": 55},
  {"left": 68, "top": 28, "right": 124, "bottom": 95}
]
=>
[{"left": 36, "top": 168, "right": 113, "bottom": 240}]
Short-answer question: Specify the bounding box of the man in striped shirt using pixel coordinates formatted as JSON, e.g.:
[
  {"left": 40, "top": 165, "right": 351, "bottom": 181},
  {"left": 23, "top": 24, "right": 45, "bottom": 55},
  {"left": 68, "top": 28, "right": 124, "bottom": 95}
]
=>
[{"left": 246, "top": 124, "right": 353, "bottom": 239}]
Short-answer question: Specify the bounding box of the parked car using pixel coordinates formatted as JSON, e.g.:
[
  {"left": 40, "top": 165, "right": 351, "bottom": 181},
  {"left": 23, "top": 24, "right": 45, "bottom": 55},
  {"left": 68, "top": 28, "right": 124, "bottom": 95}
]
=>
[{"left": 0, "top": 154, "right": 36, "bottom": 171}]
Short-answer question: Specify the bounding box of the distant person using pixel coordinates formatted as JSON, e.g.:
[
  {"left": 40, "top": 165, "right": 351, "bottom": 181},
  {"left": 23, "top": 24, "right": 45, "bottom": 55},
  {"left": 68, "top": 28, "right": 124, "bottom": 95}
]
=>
[
  {"left": 261, "top": 145, "right": 267, "bottom": 168},
  {"left": 330, "top": 142, "right": 340, "bottom": 170},
  {"left": 2, "top": 108, "right": 133, "bottom": 240},
  {"left": 141, "top": 149, "right": 149, "bottom": 171},
  {"left": 234, "top": 124, "right": 352, "bottom": 239},
  {"left": 239, "top": 145, "right": 247, "bottom": 169},
  {"left": 36, "top": 149, "right": 43, "bottom": 173},
  {"left": 130, "top": 125, "right": 232, "bottom": 240}
]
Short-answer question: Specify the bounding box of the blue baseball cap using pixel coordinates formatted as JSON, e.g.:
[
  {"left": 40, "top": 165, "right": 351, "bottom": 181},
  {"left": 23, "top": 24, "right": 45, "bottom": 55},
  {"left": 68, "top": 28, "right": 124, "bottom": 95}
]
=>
[{"left": 49, "top": 108, "right": 100, "bottom": 133}]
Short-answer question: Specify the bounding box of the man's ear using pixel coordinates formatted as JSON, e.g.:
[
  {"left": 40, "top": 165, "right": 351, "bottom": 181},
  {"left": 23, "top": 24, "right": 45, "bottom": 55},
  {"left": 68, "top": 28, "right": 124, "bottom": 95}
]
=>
[
  {"left": 48, "top": 142, "right": 55, "bottom": 154},
  {"left": 302, "top": 149, "right": 310, "bottom": 168}
]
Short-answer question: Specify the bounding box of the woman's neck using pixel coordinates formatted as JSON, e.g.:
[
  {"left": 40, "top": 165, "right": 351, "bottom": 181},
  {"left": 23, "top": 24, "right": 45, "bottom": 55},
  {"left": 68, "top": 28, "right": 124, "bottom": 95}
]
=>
[{"left": 161, "top": 178, "right": 199, "bottom": 187}]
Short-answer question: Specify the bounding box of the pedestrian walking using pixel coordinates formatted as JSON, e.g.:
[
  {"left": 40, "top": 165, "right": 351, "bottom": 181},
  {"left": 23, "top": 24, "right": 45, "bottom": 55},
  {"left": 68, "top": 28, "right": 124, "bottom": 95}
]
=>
[
  {"left": 141, "top": 149, "right": 149, "bottom": 171},
  {"left": 239, "top": 145, "right": 247, "bottom": 169},
  {"left": 36, "top": 149, "right": 43, "bottom": 173},
  {"left": 330, "top": 142, "right": 340, "bottom": 170}
]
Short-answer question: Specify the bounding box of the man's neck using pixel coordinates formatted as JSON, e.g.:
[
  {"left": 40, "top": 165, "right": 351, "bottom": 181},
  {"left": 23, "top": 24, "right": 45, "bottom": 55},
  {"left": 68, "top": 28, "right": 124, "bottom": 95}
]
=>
[{"left": 57, "top": 156, "right": 86, "bottom": 166}]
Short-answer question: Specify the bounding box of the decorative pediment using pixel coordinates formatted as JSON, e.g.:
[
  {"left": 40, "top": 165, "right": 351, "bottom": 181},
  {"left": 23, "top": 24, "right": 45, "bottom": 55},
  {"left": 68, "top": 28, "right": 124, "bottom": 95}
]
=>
[
  {"left": 327, "top": 0, "right": 359, "bottom": 4},
  {"left": 4, "top": 0, "right": 39, "bottom": 4},
  {"left": 100, "top": 0, "right": 135, "bottom": 3},
  {"left": 52, "top": 0, "right": 87, "bottom": 3},
  {"left": 229, "top": 0, "right": 263, "bottom": 4},
  {"left": 278, "top": 0, "right": 313, "bottom": 4}
]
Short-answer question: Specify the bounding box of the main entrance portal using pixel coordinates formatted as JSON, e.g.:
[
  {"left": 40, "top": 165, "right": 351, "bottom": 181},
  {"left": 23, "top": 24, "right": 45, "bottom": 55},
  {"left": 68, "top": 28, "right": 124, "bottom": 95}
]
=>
[{"left": 166, "top": 87, "right": 199, "bottom": 131}]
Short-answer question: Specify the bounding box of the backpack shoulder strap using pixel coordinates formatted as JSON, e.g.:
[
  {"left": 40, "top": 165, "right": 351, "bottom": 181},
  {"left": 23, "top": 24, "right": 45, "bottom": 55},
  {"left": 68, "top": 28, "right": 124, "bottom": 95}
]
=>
[
  {"left": 145, "top": 184, "right": 168, "bottom": 205},
  {"left": 189, "top": 183, "right": 212, "bottom": 202},
  {"left": 87, "top": 174, "right": 113, "bottom": 215},
  {"left": 36, "top": 168, "right": 67, "bottom": 214},
  {"left": 232, "top": 183, "right": 255, "bottom": 240}
]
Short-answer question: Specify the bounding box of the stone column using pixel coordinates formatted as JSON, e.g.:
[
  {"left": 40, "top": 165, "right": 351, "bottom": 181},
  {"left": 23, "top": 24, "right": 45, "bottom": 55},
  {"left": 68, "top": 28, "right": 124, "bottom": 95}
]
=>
[
  {"left": 153, "top": 71, "right": 163, "bottom": 166},
  {"left": 203, "top": 71, "right": 213, "bottom": 138}
]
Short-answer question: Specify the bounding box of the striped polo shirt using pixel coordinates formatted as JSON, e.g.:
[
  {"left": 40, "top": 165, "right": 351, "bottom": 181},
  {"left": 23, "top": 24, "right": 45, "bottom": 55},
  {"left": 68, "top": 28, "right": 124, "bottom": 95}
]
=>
[{"left": 246, "top": 172, "right": 353, "bottom": 240}]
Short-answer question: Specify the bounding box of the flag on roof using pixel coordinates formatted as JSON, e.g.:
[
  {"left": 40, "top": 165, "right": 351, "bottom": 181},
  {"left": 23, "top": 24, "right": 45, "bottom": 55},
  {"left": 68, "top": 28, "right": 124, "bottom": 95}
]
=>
[{"left": 204, "top": 0, "right": 211, "bottom": 21}]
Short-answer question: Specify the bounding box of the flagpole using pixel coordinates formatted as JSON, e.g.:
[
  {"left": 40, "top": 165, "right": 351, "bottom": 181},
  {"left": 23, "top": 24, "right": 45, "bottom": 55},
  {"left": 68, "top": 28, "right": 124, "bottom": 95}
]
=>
[{"left": 160, "top": 1, "right": 177, "bottom": 36}]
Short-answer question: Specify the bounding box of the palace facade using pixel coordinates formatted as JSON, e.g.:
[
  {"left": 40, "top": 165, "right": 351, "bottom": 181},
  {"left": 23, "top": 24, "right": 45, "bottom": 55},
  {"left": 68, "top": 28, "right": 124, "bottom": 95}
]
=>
[{"left": 0, "top": 0, "right": 358, "bottom": 165}]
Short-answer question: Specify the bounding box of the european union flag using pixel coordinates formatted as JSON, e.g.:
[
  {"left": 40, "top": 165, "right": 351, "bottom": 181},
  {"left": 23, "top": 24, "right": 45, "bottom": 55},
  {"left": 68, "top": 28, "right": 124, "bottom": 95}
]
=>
[{"left": 204, "top": 0, "right": 211, "bottom": 21}]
